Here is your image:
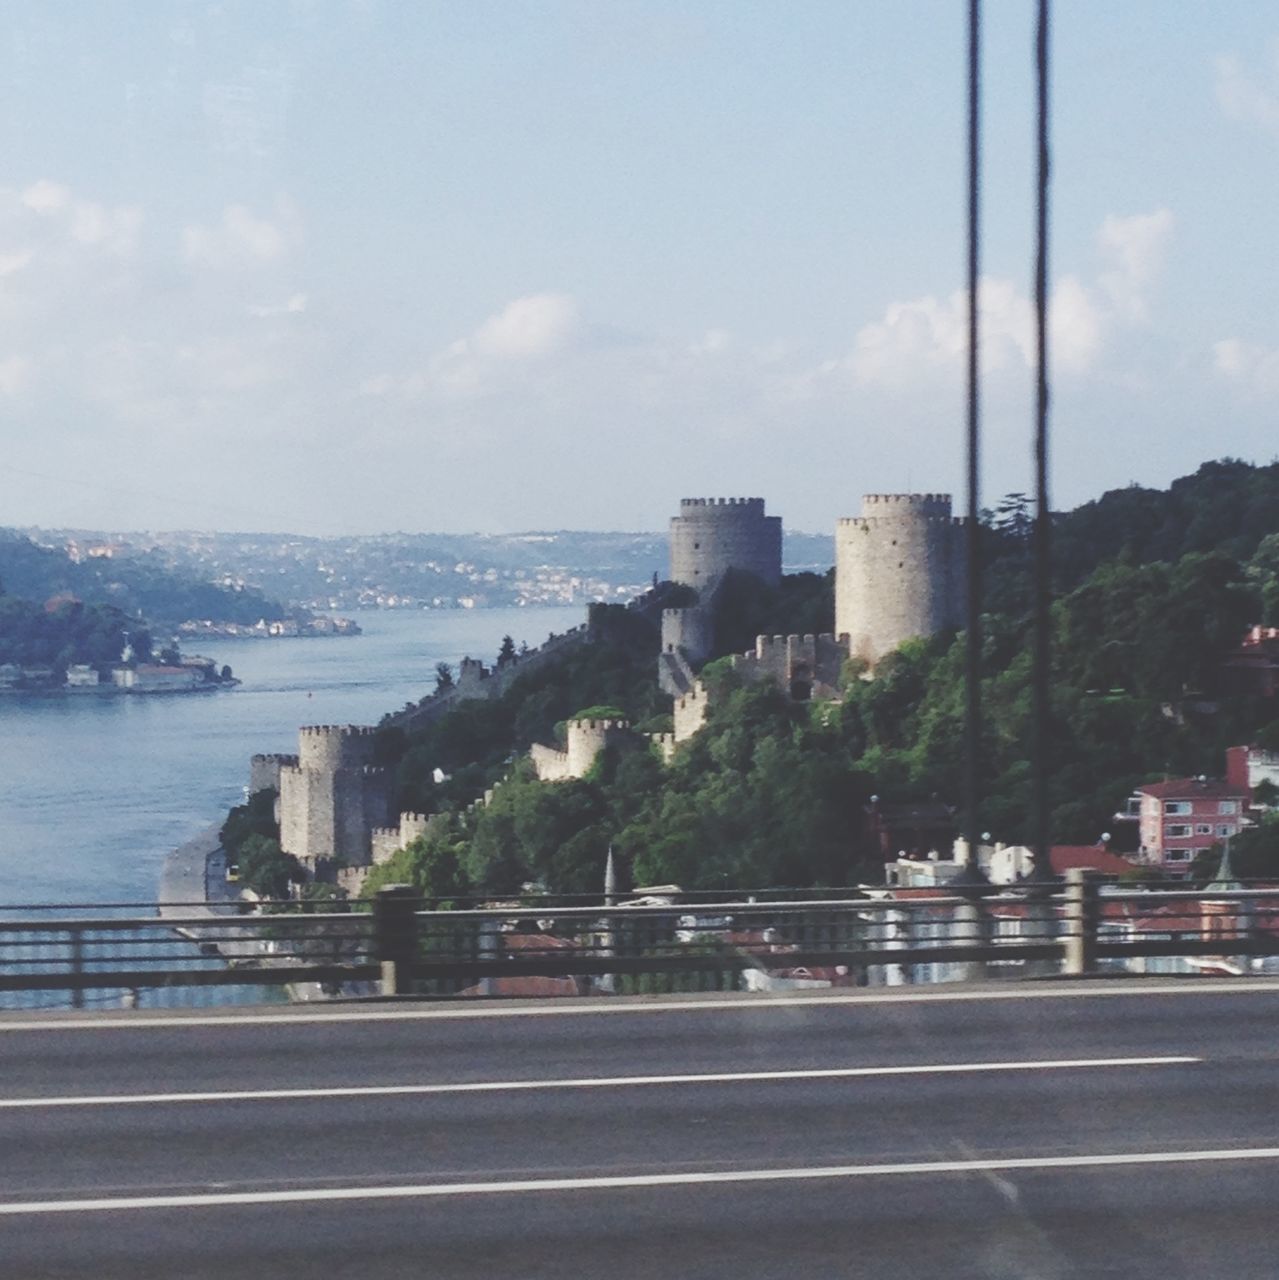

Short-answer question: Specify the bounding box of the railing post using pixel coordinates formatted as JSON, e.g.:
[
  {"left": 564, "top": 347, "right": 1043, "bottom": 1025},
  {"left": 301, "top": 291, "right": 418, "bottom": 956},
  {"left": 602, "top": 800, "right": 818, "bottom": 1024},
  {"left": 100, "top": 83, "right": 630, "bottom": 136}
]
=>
[
  {"left": 373, "top": 885, "right": 419, "bottom": 997},
  {"left": 1061, "top": 868, "right": 1098, "bottom": 976},
  {"left": 69, "top": 925, "right": 85, "bottom": 1009}
]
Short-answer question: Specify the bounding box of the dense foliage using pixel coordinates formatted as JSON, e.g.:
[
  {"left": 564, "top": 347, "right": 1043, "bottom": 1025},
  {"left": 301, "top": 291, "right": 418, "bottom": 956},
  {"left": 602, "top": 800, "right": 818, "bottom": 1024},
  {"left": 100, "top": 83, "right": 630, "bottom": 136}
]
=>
[
  {"left": 0, "top": 592, "right": 151, "bottom": 670},
  {"left": 358, "top": 459, "right": 1279, "bottom": 898},
  {"left": 0, "top": 532, "right": 289, "bottom": 626},
  {"left": 220, "top": 789, "right": 304, "bottom": 898}
]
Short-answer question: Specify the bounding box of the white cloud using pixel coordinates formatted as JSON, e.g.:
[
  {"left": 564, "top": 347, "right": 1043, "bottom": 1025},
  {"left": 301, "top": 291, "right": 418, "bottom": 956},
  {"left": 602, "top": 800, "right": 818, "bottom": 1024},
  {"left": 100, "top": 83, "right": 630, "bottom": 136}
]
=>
[
  {"left": 843, "top": 209, "right": 1171, "bottom": 389},
  {"left": 1213, "top": 337, "right": 1279, "bottom": 396},
  {"left": 1216, "top": 46, "right": 1279, "bottom": 138},
  {"left": 366, "top": 293, "right": 584, "bottom": 401},
  {"left": 1098, "top": 208, "right": 1173, "bottom": 320},
  {"left": 472, "top": 293, "right": 579, "bottom": 359},
  {"left": 182, "top": 201, "right": 298, "bottom": 267},
  {"left": 21, "top": 180, "right": 70, "bottom": 214}
]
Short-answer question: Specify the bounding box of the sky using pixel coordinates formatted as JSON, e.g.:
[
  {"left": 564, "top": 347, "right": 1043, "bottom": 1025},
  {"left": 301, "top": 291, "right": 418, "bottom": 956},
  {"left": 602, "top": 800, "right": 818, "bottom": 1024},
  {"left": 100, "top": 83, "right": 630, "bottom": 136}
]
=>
[{"left": 0, "top": 0, "right": 1277, "bottom": 535}]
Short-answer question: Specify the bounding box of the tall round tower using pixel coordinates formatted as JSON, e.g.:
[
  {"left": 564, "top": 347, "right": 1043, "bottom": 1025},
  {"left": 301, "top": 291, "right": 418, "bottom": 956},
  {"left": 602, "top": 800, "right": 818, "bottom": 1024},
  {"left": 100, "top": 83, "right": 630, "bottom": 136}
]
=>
[
  {"left": 669, "top": 498, "right": 782, "bottom": 590},
  {"left": 835, "top": 494, "right": 967, "bottom": 668}
]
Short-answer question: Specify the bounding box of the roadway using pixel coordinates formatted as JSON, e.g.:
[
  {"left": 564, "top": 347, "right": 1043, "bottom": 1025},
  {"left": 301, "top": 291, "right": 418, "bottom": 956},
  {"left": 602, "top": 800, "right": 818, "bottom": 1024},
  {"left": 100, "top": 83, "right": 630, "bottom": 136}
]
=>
[{"left": 1, "top": 980, "right": 1278, "bottom": 1278}]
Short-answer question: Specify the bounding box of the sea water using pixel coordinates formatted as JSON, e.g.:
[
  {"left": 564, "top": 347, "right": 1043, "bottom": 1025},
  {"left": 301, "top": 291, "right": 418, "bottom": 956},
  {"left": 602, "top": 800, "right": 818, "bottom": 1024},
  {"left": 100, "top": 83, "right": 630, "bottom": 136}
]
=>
[{"left": 0, "top": 606, "right": 584, "bottom": 906}]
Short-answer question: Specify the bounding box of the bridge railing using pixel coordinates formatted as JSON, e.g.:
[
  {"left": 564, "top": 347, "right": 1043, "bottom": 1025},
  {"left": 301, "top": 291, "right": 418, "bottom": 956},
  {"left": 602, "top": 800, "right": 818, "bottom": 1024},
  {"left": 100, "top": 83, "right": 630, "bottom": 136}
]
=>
[{"left": 3, "top": 872, "right": 1279, "bottom": 1009}]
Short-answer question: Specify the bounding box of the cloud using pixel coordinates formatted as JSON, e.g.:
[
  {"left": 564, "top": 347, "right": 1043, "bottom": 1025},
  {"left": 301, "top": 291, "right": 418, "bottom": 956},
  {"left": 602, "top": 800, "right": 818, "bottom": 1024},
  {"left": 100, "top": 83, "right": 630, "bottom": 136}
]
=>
[
  {"left": 1216, "top": 45, "right": 1279, "bottom": 138},
  {"left": 182, "top": 201, "right": 298, "bottom": 267},
  {"left": 1213, "top": 337, "right": 1279, "bottom": 396},
  {"left": 472, "top": 293, "right": 580, "bottom": 359},
  {"left": 366, "top": 293, "right": 583, "bottom": 401},
  {"left": 21, "top": 180, "right": 70, "bottom": 214},
  {"left": 842, "top": 209, "right": 1171, "bottom": 389},
  {"left": 1098, "top": 208, "right": 1173, "bottom": 319},
  {"left": 10, "top": 179, "right": 141, "bottom": 257}
]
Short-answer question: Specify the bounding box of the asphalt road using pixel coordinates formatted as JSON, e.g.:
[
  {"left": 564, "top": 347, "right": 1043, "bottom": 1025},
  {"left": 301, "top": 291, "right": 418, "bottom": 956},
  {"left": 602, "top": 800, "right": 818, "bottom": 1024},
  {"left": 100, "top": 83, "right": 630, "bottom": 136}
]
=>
[{"left": 2, "top": 980, "right": 1279, "bottom": 1279}]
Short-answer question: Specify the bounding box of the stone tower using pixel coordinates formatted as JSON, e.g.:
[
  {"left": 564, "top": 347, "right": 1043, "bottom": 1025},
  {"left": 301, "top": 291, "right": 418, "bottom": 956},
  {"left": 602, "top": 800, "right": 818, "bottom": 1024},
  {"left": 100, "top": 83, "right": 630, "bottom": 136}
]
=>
[
  {"left": 835, "top": 493, "right": 967, "bottom": 668},
  {"left": 278, "top": 725, "right": 395, "bottom": 867},
  {"left": 669, "top": 498, "right": 782, "bottom": 591}
]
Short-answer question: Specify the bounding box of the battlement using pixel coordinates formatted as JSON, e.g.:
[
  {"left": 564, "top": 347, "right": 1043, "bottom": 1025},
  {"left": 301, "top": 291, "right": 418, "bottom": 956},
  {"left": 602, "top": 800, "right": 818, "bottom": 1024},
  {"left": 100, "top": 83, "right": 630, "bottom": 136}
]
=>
[
  {"left": 568, "top": 718, "right": 631, "bottom": 732},
  {"left": 861, "top": 492, "right": 951, "bottom": 506},
  {"left": 251, "top": 752, "right": 300, "bottom": 765},
  {"left": 299, "top": 724, "right": 378, "bottom": 738},
  {"left": 751, "top": 632, "right": 839, "bottom": 651},
  {"left": 837, "top": 515, "right": 966, "bottom": 529},
  {"left": 679, "top": 497, "right": 766, "bottom": 511}
]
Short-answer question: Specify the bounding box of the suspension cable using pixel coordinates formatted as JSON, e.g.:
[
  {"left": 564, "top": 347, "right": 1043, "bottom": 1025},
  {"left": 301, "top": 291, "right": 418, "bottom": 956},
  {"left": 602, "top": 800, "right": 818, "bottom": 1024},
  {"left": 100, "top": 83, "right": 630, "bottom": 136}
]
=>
[
  {"left": 1032, "top": 0, "right": 1053, "bottom": 868},
  {"left": 963, "top": 0, "right": 983, "bottom": 860}
]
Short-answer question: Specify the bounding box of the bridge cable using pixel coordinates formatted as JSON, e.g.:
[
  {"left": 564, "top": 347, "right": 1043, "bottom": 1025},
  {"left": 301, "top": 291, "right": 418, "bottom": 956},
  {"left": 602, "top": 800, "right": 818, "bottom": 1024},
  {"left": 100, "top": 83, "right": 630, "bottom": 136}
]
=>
[
  {"left": 962, "top": 0, "right": 983, "bottom": 861},
  {"left": 1032, "top": 0, "right": 1053, "bottom": 870}
]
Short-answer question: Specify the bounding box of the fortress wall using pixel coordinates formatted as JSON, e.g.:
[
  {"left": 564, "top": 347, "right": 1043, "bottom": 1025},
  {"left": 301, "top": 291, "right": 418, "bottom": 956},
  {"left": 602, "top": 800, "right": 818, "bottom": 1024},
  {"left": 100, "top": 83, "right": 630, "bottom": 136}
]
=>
[
  {"left": 369, "top": 812, "right": 432, "bottom": 866},
  {"left": 566, "top": 719, "right": 632, "bottom": 777},
  {"left": 674, "top": 681, "right": 709, "bottom": 742},
  {"left": 835, "top": 494, "right": 967, "bottom": 667},
  {"left": 298, "top": 725, "right": 378, "bottom": 773},
  {"left": 728, "top": 633, "right": 848, "bottom": 699},
  {"left": 390, "top": 624, "right": 593, "bottom": 733},
  {"left": 661, "top": 606, "right": 713, "bottom": 666},
  {"left": 648, "top": 732, "right": 677, "bottom": 764},
  {"left": 249, "top": 753, "right": 298, "bottom": 796},
  {"left": 669, "top": 497, "right": 782, "bottom": 590},
  {"left": 279, "top": 763, "right": 335, "bottom": 861},
  {"left": 530, "top": 742, "right": 573, "bottom": 782}
]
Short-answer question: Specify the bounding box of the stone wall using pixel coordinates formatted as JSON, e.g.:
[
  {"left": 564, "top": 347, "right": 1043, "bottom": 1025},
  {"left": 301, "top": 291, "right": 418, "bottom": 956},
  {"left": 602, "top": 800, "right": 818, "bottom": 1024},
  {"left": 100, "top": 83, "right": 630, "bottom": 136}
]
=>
[
  {"left": 369, "top": 811, "right": 433, "bottom": 865},
  {"left": 389, "top": 623, "right": 593, "bottom": 733},
  {"left": 729, "top": 633, "right": 847, "bottom": 701},
  {"left": 531, "top": 719, "right": 640, "bottom": 781},
  {"left": 674, "top": 680, "right": 709, "bottom": 742},
  {"left": 669, "top": 497, "right": 782, "bottom": 590},
  {"left": 834, "top": 493, "right": 968, "bottom": 668},
  {"left": 278, "top": 725, "right": 394, "bottom": 867},
  {"left": 661, "top": 605, "right": 713, "bottom": 666},
  {"left": 249, "top": 752, "right": 298, "bottom": 796}
]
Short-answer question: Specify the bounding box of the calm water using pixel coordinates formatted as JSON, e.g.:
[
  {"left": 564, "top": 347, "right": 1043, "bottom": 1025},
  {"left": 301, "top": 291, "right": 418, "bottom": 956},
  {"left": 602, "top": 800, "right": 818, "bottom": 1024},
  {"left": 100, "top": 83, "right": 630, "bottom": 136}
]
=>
[{"left": 0, "top": 606, "right": 584, "bottom": 906}]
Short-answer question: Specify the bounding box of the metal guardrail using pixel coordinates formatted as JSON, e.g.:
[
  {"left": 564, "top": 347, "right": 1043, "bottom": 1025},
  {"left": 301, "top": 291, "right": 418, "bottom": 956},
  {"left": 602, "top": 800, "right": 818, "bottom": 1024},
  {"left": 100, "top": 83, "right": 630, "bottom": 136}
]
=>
[{"left": 3, "top": 873, "right": 1279, "bottom": 1009}]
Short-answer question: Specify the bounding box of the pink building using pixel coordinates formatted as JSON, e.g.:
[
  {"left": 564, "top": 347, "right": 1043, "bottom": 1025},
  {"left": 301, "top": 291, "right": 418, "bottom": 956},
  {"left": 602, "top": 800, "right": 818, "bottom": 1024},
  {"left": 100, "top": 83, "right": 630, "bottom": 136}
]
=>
[{"left": 1132, "top": 778, "right": 1248, "bottom": 874}]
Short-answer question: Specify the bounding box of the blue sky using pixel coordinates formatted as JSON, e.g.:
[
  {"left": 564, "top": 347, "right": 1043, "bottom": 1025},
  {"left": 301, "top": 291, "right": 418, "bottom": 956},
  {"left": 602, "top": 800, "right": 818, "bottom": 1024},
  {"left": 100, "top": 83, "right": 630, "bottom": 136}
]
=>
[{"left": 0, "top": 1, "right": 1277, "bottom": 534}]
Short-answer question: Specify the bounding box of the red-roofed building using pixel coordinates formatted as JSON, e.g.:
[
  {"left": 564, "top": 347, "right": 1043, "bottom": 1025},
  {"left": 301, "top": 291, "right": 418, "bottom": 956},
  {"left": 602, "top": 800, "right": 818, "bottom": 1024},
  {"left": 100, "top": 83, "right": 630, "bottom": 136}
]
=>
[{"left": 1130, "top": 778, "right": 1248, "bottom": 875}]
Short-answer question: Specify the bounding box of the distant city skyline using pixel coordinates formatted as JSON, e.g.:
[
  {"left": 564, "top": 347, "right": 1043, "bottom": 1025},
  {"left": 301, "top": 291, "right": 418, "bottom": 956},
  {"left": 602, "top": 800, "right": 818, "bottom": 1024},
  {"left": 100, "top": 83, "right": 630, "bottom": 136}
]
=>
[{"left": 1, "top": 2, "right": 1277, "bottom": 535}]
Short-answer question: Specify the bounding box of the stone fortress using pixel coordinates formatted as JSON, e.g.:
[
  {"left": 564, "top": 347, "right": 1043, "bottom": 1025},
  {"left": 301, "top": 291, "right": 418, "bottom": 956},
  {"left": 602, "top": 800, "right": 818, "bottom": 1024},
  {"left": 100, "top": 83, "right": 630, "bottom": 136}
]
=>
[
  {"left": 835, "top": 493, "right": 967, "bottom": 668},
  {"left": 250, "top": 490, "right": 967, "bottom": 893}
]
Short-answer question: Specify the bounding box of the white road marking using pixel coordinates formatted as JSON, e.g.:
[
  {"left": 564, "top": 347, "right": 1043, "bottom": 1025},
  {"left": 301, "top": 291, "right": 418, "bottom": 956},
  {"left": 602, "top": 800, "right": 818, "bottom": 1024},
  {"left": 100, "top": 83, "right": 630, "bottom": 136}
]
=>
[
  {"left": 0, "top": 1055, "right": 1198, "bottom": 1110},
  {"left": 1, "top": 980, "right": 1276, "bottom": 1033},
  {"left": 1, "top": 1146, "right": 1276, "bottom": 1215}
]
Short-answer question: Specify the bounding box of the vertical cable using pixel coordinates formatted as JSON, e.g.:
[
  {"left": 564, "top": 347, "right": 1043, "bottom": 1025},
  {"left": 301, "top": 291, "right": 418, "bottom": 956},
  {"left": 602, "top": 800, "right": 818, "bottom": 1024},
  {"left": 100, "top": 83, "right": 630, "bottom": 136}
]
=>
[
  {"left": 963, "top": 0, "right": 982, "bottom": 859},
  {"left": 1032, "top": 0, "right": 1052, "bottom": 867}
]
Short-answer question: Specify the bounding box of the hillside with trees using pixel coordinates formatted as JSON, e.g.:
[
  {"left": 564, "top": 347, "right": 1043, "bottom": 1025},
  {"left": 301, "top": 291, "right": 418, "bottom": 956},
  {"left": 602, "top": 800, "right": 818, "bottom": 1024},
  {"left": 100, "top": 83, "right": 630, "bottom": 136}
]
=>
[
  {"left": 0, "top": 532, "right": 289, "bottom": 627},
  {"left": 235, "top": 459, "right": 1279, "bottom": 899}
]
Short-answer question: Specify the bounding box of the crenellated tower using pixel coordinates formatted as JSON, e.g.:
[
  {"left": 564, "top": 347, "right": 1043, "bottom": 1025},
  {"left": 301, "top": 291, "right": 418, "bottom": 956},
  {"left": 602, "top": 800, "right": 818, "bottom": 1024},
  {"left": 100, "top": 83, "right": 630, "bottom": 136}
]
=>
[
  {"left": 835, "top": 493, "right": 967, "bottom": 668},
  {"left": 278, "top": 725, "right": 394, "bottom": 867},
  {"left": 669, "top": 497, "right": 782, "bottom": 591}
]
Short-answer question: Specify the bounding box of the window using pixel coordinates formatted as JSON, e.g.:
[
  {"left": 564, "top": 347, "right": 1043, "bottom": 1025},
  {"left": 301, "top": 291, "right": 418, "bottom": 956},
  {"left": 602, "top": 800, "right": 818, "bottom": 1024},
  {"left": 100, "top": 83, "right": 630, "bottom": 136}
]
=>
[
  {"left": 1164, "top": 801, "right": 1191, "bottom": 815},
  {"left": 1219, "top": 801, "right": 1239, "bottom": 814},
  {"left": 1218, "top": 825, "right": 1234, "bottom": 837},
  {"left": 1195, "top": 824, "right": 1212, "bottom": 835},
  {"left": 1164, "top": 849, "right": 1193, "bottom": 862},
  {"left": 1165, "top": 824, "right": 1192, "bottom": 838}
]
